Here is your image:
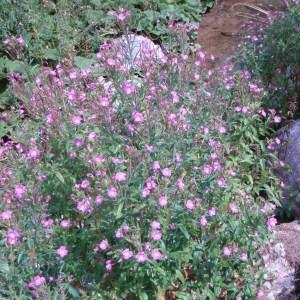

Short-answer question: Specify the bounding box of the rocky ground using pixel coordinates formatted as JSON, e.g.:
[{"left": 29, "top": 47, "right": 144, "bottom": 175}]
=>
[{"left": 197, "top": 0, "right": 285, "bottom": 66}]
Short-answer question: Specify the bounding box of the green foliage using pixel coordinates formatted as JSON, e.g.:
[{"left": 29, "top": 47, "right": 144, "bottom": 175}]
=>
[
  {"left": 0, "top": 0, "right": 214, "bottom": 109},
  {"left": 0, "top": 45, "right": 280, "bottom": 298},
  {"left": 240, "top": 5, "right": 300, "bottom": 116},
  {"left": 0, "top": 1, "right": 284, "bottom": 299}
]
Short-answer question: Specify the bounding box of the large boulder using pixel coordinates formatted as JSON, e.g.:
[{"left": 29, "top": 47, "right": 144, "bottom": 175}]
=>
[
  {"left": 275, "top": 120, "right": 300, "bottom": 218},
  {"left": 260, "top": 221, "right": 300, "bottom": 299},
  {"left": 111, "top": 34, "right": 166, "bottom": 70}
]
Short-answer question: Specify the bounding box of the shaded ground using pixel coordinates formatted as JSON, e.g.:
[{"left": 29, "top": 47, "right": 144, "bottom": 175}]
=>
[{"left": 197, "top": 0, "right": 285, "bottom": 66}]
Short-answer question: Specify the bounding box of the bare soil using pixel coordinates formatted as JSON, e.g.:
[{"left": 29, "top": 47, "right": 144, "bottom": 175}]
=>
[{"left": 197, "top": 0, "right": 285, "bottom": 66}]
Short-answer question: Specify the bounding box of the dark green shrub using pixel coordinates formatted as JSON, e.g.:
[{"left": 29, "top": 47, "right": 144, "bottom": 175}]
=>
[{"left": 241, "top": 5, "right": 300, "bottom": 117}]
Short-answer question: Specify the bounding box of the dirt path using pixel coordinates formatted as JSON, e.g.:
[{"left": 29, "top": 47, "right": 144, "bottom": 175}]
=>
[{"left": 197, "top": 0, "right": 285, "bottom": 66}]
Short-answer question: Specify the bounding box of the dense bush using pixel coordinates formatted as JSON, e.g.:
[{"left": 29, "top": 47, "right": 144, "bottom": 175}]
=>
[
  {"left": 240, "top": 2, "right": 300, "bottom": 117},
  {"left": 0, "top": 12, "right": 282, "bottom": 299}
]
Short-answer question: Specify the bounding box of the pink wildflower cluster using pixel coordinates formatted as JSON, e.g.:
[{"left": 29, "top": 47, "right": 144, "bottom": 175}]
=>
[
  {"left": 0, "top": 17, "right": 281, "bottom": 297},
  {"left": 108, "top": 8, "right": 131, "bottom": 23}
]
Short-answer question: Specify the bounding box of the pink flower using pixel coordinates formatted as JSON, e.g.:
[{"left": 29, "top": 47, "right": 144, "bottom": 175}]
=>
[
  {"left": 226, "top": 169, "right": 236, "bottom": 176},
  {"left": 99, "top": 96, "right": 111, "bottom": 107},
  {"left": 41, "top": 218, "right": 54, "bottom": 228},
  {"left": 143, "top": 242, "right": 151, "bottom": 250},
  {"left": 71, "top": 115, "right": 82, "bottom": 125},
  {"left": 132, "top": 111, "right": 144, "bottom": 123},
  {"left": 3, "top": 37, "right": 11, "bottom": 45},
  {"left": 105, "top": 259, "right": 113, "bottom": 272},
  {"left": 208, "top": 207, "right": 216, "bottom": 217},
  {"left": 113, "top": 172, "right": 127, "bottom": 182},
  {"left": 6, "top": 229, "right": 20, "bottom": 246},
  {"left": 242, "top": 106, "right": 251, "bottom": 113},
  {"left": 93, "top": 155, "right": 105, "bottom": 164},
  {"left": 177, "top": 178, "right": 185, "bottom": 191},
  {"left": 144, "top": 144, "right": 153, "bottom": 153},
  {"left": 98, "top": 239, "right": 109, "bottom": 251},
  {"left": 152, "top": 161, "right": 161, "bottom": 171},
  {"left": 267, "top": 216, "right": 277, "bottom": 231},
  {"left": 107, "top": 58, "right": 116, "bottom": 66},
  {"left": 109, "top": 8, "right": 131, "bottom": 22},
  {"left": 142, "top": 188, "right": 151, "bottom": 198},
  {"left": 107, "top": 186, "right": 118, "bottom": 198},
  {"left": 95, "top": 195, "right": 104, "bottom": 205},
  {"left": 0, "top": 210, "right": 13, "bottom": 221},
  {"left": 122, "top": 81, "right": 135, "bottom": 95},
  {"left": 112, "top": 157, "right": 125, "bottom": 165},
  {"left": 218, "top": 126, "right": 227, "bottom": 134},
  {"left": 151, "top": 230, "right": 162, "bottom": 241},
  {"left": 69, "top": 71, "right": 77, "bottom": 79},
  {"left": 199, "top": 216, "right": 207, "bottom": 227},
  {"left": 202, "top": 165, "right": 212, "bottom": 176},
  {"left": 161, "top": 168, "right": 172, "bottom": 177},
  {"left": 210, "top": 153, "right": 218, "bottom": 160},
  {"left": 74, "top": 138, "right": 84, "bottom": 148},
  {"left": 158, "top": 195, "right": 168, "bottom": 207},
  {"left": 229, "top": 203, "right": 239, "bottom": 214},
  {"left": 175, "top": 153, "right": 182, "bottom": 163},
  {"left": 240, "top": 253, "right": 248, "bottom": 261},
  {"left": 14, "top": 184, "right": 27, "bottom": 199},
  {"left": 135, "top": 251, "right": 148, "bottom": 263},
  {"left": 257, "top": 290, "right": 265, "bottom": 300},
  {"left": 115, "top": 229, "right": 124, "bottom": 238},
  {"left": 56, "top": 245, "right": 68, "bottom": 258},
  {"left": 28, "top": 275, "right": 46, "bottom": 288},
  {"left": 16, "top": 36, "right": 24, "bottom": 45},
  {"left": 60, "top": 219, "right": 71, "bottom": 229},
  {"left": 194, "top": 72, "right": 200, "bottom": 80},
  {"left": 171, "top": 91, "right": 179, "bottom": 103},
  {"left": 274, "top": 116, "right": 282, "bottom": 123},
  {"left": 258, "top": 108, "right": 267, "bottom": 117},
  {"left": 28, "top": 147, "right": 40, "bottom": 160},
  {"left": 76, "top": 199, "right": 92, "bottom": 213},
  {"left": 216, "top": 178, "right": 226, "bottom": 187},
  {"left": 88, "top": 132, "right": 97, "bottom": 141},
  {"left": 249, "top": 83, "right": 261, "bottom": 93},
  {"left": 151, "top": 221, "right": 161, "bottom": 230},
  {"left": 213, "top": 161, "right": 222, "bottom": 172},
  {"left": 185, "top": 200, "right": 195, "bottom": 210},
  {"left": 122, "top": 248, "right": 133, "bottom": 260},
  {"left": 146, "top": 178, "right": 156, "bottom": 189},
  {"left": 151, "top": 248, "right": 162, "bottom": 260},
  {"left": 223, "top": 246, "right": 231, "bottom": 256},
  {"left": 80, "top": 179, "right": 90, "bottom": 189}
]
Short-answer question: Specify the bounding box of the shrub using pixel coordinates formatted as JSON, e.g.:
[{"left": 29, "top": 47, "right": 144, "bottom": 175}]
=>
[
  {"left": 0, "top": 14, "right": 281, "bottom": 300},
  {"left": 240, "top": 3, "right": 300, "bottom": 117}
]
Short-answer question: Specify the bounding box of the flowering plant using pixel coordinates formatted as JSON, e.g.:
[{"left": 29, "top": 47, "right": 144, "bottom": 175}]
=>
[{"left": 0, "top": 13, "right": 281, "bottom": 300}]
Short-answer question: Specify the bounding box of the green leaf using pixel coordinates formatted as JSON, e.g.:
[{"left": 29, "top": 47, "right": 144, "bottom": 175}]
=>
[
  {"left": 43, "top": 48, "right": 60, "bottom": 60},
  {"left": 178, "top": 224, "right": 190, "bottom": 240},
  {"left": 115, "top": 202, "right": 124, "bottom": 219},
  {"left": 66, "top": 284, "right": 80, "bottom": 298},
  {"left": 0, "top": 259, "right": 9, "bottom": 274},
  {"left": 139, "top": 292, "right": 148, "bottom": 300},
  {"left": 55, "top": 171, "right": 65, "bottom": 184},
  {"left": 175, "top": 270, "right": 185, "bottom": 283},
  {"left": 6, "top": 60, "right": 28, "bottom": 74},
  {"left": 74, "top": 56, "right": 96, "bottom": 69}
]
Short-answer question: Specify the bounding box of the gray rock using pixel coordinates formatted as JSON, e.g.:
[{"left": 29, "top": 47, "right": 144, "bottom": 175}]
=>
[
  {"left": 111, "top": 34, "right": 166, "bottom": 70},
  {"left": 260, "top": 221, "right": 300, "bottom": 299},
  {"left": 276, "top": 120, "right": 300, "bottom": 218}
]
